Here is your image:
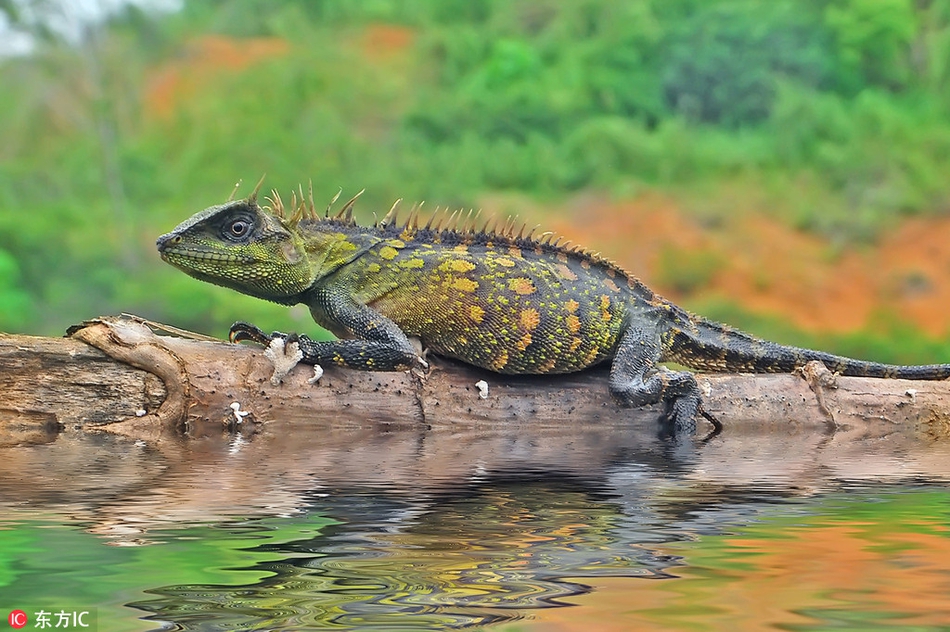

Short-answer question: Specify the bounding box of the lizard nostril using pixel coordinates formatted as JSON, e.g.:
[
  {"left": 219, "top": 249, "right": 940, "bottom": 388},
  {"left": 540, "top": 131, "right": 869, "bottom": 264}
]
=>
[{"left": 156, "top": 234, "right": 182, "bottom": 250}]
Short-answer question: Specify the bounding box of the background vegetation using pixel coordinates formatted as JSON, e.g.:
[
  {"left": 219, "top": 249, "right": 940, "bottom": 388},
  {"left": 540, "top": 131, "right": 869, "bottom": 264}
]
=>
[{"left": 2, "top": 0, "right": 950, "bottom": 364}]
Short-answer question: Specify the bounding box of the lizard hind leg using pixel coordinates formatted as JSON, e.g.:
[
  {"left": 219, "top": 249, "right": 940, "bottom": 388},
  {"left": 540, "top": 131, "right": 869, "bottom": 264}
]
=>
[{"left": 608, "top": 327, "right": 713, "bottom": 434}]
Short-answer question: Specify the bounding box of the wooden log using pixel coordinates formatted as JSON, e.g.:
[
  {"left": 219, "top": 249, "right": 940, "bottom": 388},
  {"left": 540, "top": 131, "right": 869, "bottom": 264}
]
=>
[{"left": 1, "top": 315, "right": 950, "bottom": 447}]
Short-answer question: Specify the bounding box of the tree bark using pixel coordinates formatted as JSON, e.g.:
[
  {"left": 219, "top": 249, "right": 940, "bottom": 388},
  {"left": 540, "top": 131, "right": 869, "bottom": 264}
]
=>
[{"left": 1, "top": 315, "right": 949, "bottom": 447}]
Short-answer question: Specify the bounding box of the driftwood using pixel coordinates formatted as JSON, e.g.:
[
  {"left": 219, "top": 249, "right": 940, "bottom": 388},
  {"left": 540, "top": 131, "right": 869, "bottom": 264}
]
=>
[
  {"left": 2, "top": 315, "right": 950, "bottom": 448},
  {"left": 5, "top": 315, "right": 950, "bottom": 547}
]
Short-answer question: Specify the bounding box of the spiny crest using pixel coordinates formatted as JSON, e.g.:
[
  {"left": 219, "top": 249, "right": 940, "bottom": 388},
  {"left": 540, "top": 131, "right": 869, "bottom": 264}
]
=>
[
  {"left": 333, "top": 189, "right": 363, "bottom": 224},
  {"left": 256, "top": 183, "right": 362, "bottom": 230},
  {"left": 384, "top": 203, "right": 622, "bottom": 272},
  {"left": 268, "top": 186, "right": 363, "bottom": 225},
  {"left": 332, "top": 188, "right": 615, "bottom": 260},
  {"left": 262, "top": 180, "right": 361, "bottom": 228},
  {"left": 227, "top": 179, "right": 242, "bottom": 202},
  {"left": 260, "top": 185, "right": 629, "bottom": 275},
  {"left": 247, "top": 174, "right": 268, "bottom": 204},
  {"left": 225, "top": 174, "right": 267, "bottom": 203}
]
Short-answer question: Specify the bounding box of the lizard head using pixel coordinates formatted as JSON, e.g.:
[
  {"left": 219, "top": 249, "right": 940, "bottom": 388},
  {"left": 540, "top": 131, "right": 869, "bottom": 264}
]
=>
[{"left": 156, "top": 199, "right": 314, "bottom": 302}]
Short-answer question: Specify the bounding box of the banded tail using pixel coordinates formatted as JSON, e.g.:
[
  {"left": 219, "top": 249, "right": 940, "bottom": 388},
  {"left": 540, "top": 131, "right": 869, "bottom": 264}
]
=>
[{"left": 664, "top": 314, "right": 950, "bottom": 380}]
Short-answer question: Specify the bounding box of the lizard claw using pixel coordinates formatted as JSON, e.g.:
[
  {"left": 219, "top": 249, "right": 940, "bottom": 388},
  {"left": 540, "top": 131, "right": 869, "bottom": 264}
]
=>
[
  {"left": 229, "top": 321, "right": 272, "bottom": 345},
  {"left": 699, "top": 407, "right": 723, "bottom": 433},
  {"left": 410, "top": 355, "right": 430, "bottom": 381}
]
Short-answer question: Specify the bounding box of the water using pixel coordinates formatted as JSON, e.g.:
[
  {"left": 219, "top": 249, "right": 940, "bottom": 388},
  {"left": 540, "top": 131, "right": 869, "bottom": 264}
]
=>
[{"left": 1, "top": 424, "right": 950, "bottom": 631}]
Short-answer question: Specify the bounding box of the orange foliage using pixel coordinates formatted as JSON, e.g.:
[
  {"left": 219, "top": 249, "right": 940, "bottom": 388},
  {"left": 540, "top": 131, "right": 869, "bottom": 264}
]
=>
[
  {"left": 541, "top": 193, "right": 950, "bottom": 338},
  {"left": 360, "top": 24, "right": 415, "bottom": 60},
  {"left": 144, "top": 35, "right": 290, "bottom": 119}
]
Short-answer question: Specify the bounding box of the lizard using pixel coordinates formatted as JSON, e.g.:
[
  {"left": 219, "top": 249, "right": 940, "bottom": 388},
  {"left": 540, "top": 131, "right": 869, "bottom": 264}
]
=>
[{"left": 155, "top": 185, "right": 950, "bottom": 433}]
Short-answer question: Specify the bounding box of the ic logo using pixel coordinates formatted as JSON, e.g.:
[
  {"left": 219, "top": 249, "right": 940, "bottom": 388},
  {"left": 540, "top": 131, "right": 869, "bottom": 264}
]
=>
[{"left": 8, "top": 610, "right": 27, "bottom": 629}]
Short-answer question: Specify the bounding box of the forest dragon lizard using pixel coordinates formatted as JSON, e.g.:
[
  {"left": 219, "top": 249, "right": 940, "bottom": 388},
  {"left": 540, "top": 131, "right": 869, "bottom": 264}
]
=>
[{"left": 156, "top": 186, "right": 950, "bottom": 432}]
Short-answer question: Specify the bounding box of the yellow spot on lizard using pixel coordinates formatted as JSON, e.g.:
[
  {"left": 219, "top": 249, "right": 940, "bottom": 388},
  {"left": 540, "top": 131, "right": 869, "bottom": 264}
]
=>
[
  {"left": 399, "top": 257, "right": 425, "bottom": 269},
  {"left": 519, "top": 308, "right": 540, "bottom": 331},
  {"left": 490, "top": 350, "right": 509, "bottom": 371},
  {"left": 566, "top": 314, "right": 582, "bottom": 334},
  {"left": 515, "top": 332, "right": 532, "bottom": 351},
  {"left": 442, "top": 259, "right": 476, "bottom": 273},
  {"left": 508, "top": 277, "right": 536, "bottom": 295},
  {"left": 452, "top": 277, "right": 478, "bottom": 293}
]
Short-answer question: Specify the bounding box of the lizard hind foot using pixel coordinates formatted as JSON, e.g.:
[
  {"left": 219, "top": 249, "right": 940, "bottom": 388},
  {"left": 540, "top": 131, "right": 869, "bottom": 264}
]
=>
[
  {"left": 410, "top": 355, "right": 430, "bottom": 381},
  {"left": 661, "top": 393, "right": 701, "bottom": 434},
  {"left": 660, "top": 395, "right": 722, "bottom": 438}
]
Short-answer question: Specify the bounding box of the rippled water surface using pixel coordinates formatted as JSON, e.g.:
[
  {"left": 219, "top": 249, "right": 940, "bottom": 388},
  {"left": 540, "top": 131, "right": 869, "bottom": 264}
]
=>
[{"left": 2, "top": 424, "right": 950, "bottom": 631}]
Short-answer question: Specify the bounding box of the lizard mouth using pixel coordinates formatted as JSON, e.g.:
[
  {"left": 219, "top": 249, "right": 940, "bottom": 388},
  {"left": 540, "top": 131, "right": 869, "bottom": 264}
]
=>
[
  {"left": 159, "top": 246, "right": 251, "bottom": 264},
  {"left": 156, "top": 235, "right": 254, "bottom": 264}
]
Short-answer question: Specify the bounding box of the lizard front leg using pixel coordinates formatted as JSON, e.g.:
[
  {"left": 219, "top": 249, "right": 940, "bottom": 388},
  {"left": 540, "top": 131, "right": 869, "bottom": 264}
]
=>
[
  {"left": 230, "top": 288, "right": 424, "bottom": 372},
  {"left": 230, "top": 323, "right": 422, "bottom": 371},
  {"left": 607, "top": 325, "right": 720, "bottom": 433}
]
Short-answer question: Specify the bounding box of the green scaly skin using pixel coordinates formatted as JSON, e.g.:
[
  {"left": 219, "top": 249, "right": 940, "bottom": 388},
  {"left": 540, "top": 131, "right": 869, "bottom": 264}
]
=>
[{"left": 156, "top": 191, "right": 950, "bottom": 433}]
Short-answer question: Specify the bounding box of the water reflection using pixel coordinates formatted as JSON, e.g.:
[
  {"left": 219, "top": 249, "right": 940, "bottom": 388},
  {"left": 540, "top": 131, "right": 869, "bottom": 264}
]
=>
[
  {"left": 1, "top": 422, "right": 950, "bottom": 630},
  {"left": 129, "top": 476, "right": 626, "bottom": 629}
]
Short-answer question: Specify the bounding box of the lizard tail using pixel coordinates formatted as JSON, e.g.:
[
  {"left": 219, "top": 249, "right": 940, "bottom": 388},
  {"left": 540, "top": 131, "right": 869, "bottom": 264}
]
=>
[{"left": 664, "top": 315, "right": 950, "bottom": 380}]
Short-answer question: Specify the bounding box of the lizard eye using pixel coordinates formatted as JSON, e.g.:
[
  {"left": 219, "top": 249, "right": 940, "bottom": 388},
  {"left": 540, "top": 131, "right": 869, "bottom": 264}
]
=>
[{"left": 225, "top": 218, "right": 251, "bottom": 241}]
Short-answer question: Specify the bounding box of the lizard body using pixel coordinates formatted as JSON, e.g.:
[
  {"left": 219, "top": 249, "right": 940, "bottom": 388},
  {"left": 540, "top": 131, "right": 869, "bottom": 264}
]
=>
[{"left": 156, "top": 189, "right": 950, "bottom": 432}]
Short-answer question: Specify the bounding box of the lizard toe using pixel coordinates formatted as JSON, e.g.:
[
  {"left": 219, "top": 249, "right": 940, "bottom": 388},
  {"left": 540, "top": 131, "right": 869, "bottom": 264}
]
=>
[
  {"left": 229, "top": 321, "right": 272, "bottom": 345},
  {"left": 661, "top": 395, "right": 700, "bottom": 434}
]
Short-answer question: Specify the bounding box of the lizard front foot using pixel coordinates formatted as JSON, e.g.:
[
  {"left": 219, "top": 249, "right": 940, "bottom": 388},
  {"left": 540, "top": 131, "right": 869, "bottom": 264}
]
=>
[
  {"left": 230, "top": 322, "right": 306, "bottom": 385},
  {"left": 264, "top": 335, "right": 304, "bottom": 385}
]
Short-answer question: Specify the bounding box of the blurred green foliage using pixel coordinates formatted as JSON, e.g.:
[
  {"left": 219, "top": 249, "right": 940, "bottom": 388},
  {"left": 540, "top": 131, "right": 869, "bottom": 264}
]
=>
[
  {"left": 696, "top": 297, "right": 950, "bottom": 367},
  {"left": 1, "top": 0, "right": 950, "bottom": 362},
  {"left": 655, "top": 246, "right": 726, "bottom": 296}
]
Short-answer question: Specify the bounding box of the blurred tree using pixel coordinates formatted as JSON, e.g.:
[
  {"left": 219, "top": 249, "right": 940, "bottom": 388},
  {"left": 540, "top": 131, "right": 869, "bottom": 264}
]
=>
[
  {"left": 825, "top": 0, "right": 918, "bottom": 92},
  {"left": 0, "top": 248, "right": 33, "bottom": 331},
  {"left": 660, "top": 1, "right": 831, "bottom": 127},
  {"left": 1, "top": 0, "right": 949, "bottom": 351}
]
